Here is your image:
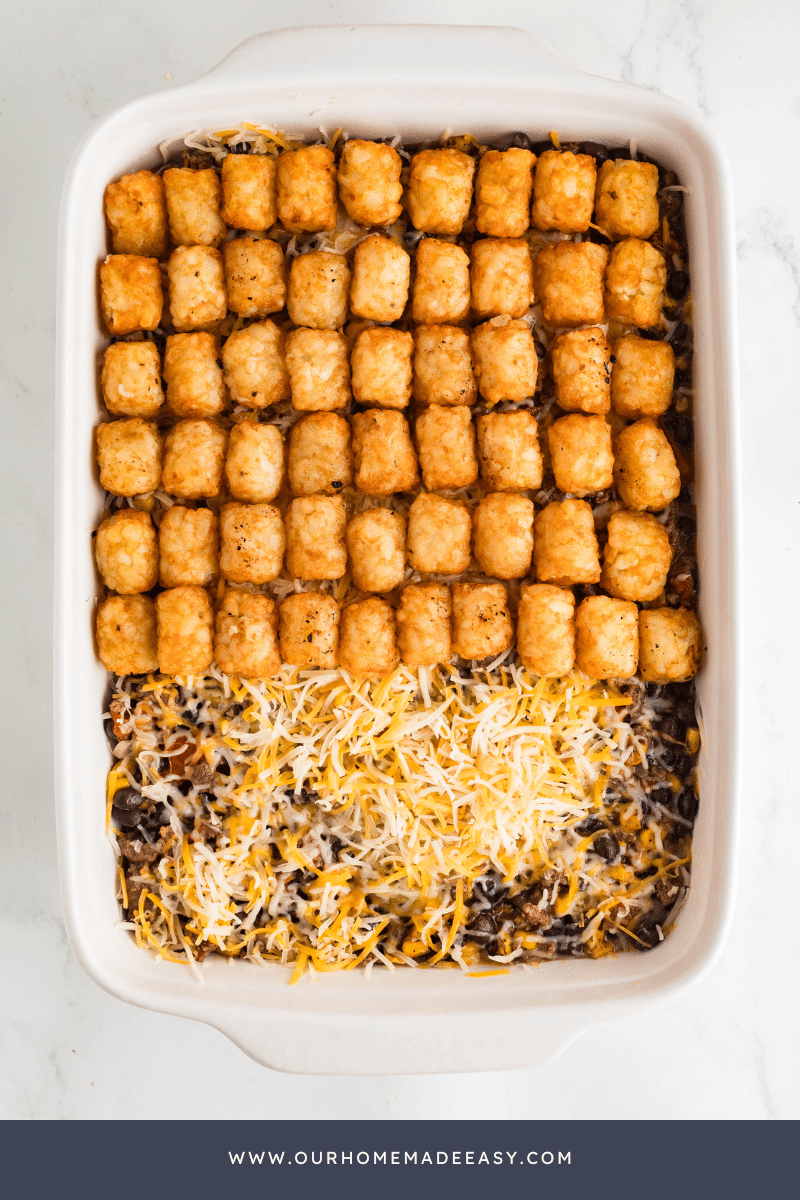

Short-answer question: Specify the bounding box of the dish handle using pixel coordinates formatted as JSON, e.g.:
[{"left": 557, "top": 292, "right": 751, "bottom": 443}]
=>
[{"left": 197, "top": 24, "right": 591, "bottom": 91}]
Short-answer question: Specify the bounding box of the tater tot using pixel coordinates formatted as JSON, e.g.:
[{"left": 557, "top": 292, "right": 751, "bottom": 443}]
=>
[
  {"left": 601, "top": 510, "right": 672, "bottom": 602},
  {"left": 349, "top": 236, "right": 410, "bottom": 322},
  {"left": 551, "top": 327, "right": 611, "bottom": 415},
  {"left": 548, "top": 414, "right": 614, "bottom": 497},
  {"left": 531, "top": 150, "right": 597, "bottom": 233},
  {"left": 534, "top": 499, "right": 600, "bottom": 585},
  {"left": 613, "top": 417, "right": 681, "bottom": 511},
  {"left": 287, "top": 251, "right": 351, "bottom": 329},
  {"left": 412, "top": 325, "right": 476, "bottom": 407},
  {"left": 469, "top": 238, "right": 535, "bottom": 319},
  {"left": 535, "top": 241, "right": 608, "bottom": 328},
  {"left": 285, "top": 496, "right": 348, "bottom": 580},
  {"left": 163, "top": 168, "right": 226, "bottom": 248},
  {"left": 163, "top": 332, "right": 226, "bottom": 418},
  {"left": 167, "top": 245, "right": 227, "bottom": 332},
  {"left": 638, "top": 607, "right": 701, "bottom": 683},
  {"left": 604, "top": 238, "right": 666, "bottom": 328},
  {"left": 476, "top": 410, "right": 543, "bottom": 491},
  {"left": 337, "top": 139, "right": 404, "bottom": 226},
  {"left": 100, "top": 254, "right": 163, "bottom": 336},
  {"left": 162, "top": 419, "right": 227, "bottom": 499},
  {"left": 96, "top": 417, "right": 163, "bottom": 496},
  {"left": 351, "top": 327, "right": 413, "bottom": 409},
  {"left": 158, "top": 506, "right": 219, "bottom": 588},
  {"left": 288, "top": 412, "right": 353, "bottom": 496},
  {"left": 406, "top": 148, "right": 475, "bottom": 235},
  {"left": 101, "top": 341, "right": 164, "bottom": 417},
  {"left": 338, "top": 597, "right": 398, "bottom": 679},
  {"left": 595, "top": 159, "right": 660, "bottom": 240},
  {"left": 517, "top": 584, "right": 575, "bottom": 677},
  {"left": 96, "top": 594, "right": 158, "bottom": 674},
  {"left": 611, "top": 334, "right": 675, "bottom": 419},
  {"left": 155, "top": 585, "right": 214, "bottom": 675},
  {"left": 279, "top": 591, "right": 340, "bottom": 669},
  {"left": 396, "top": 583, "right": 452, "bottom": 666},
  {"left": 346, "top": 509, "right": 406, "bottom": 592},
  {"left": 575, "top": 595, "right": 639, "bottom": 680},
  {"left": 352, "top": 410, "right": 419, "bottom": 496},
  {"left": 415, "top": 405, "right": 478, "bottom": 492},
  {"left": 285, "top": 328, "right": 351, "bottom": 411},
  {"left": 104, "top": 170, "right": 168, "bottom": 259},
  {"left": 406, "top": 492, "right": 472, "bottom": 574},
  {"left": 224, "top": 417, "right": 284, "bottom": 502},
  {"left": 412, "top": 238, "right": 471, "bottom": 324},
  {"left": 473, "top": 493, "right": 534, "bottom": 579},
  {"left": 214, "top": 589, "right": 280, "bottom": 678},
  {"left": 475, "top": 148, "right": 535, "bottom": 238},
  {"left": 223, "top": 236, "right": 286, "bottom": 317},
  {"left": 219, "top": 502, "right": 285, "bottom": 584},
  {"left": 222, "top": 320, "right": 291, "bottom": 409},
  {"left": 95, "top": 509, "right": 158, "bottom": 594},
  {"left": 451, "top": 582, "right": 514, "bottom": 661},
  {"left": 276, "top": 146, "right": 337, "bottom": 232},
  {"left": 220, "top": 154, "right": 277, "bottom": 231},
  {"left": 471, "top": 316, "right": 538, "bottom": 405}
]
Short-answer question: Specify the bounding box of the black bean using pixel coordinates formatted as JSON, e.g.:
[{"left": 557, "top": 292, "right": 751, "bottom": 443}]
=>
[
  {"left": 645, "top": 682, "right": 661, "bottom": 698},
  {"left": 635, "top": 910, "right": 666, "bottom": 949},
  {"left": 649, "top": 784, "right": 673, "bottom": 809},
  {"left": 226, "top": 703, "right": 243, "bottom": 718},
  {"left": 230, "top": 141, "right": 250, "bottom": 154},
  {"left": 677, "top": 512, "right": 696, "bottom": 537},
  {"left": 401, "top": 229, "right": 426, "bottom": 249},
  {"left": 676, "top": 699, "right": 697, "bottom": 727},
  {"left": 534, "top": 339, "right": 546, "bottom": 359},
  {"left": 674, "top": 367, "right": 692, "bottom": 389},
  {"left": 635, "top": 867, "right": 658, "bottom": 879},
  {"left": 676, "top": 787, "right": 699, "bottom": 824},
  {"left": 217, "top": 759, "right": 231, "bottom": 777},
  {"left": 103, "top": 717, "right": 116, "bottom": 743},
  {"left": 542, "top": 917, "right": 565, "bottom": 937},
  {"left": 662, "top": 304, "right": 682, "bottom": 323},
  {"left": 593, "top": 833, "right": 619, "bottom": 862},
  {"left": 608, "top": 145, "right": 631, "bottom": 160},
  {"left": 659, "top": 715, "right": 685, "bottom": 742},
  {"left": 330, "top": 480, "right": 343, "bottom": 490},
  {"left": 114, "top": 807, "right": 143, "bottom": 830},
  {"left": 575, "top": 815, "right": 604, "bottom": 836},
  {"left": 670, "top": 323, "right": 692, "bottom": 353},
  {"left": 531, "top": 140, "right": 556, "bottom": 156},
  {"left": 638, "top": 327, "right": 664, "bottom": 341},
  {"left": 177, "top": 779, "right": 193, "bottom": 796},
  {"left": 667, "top": 269, "right": 690, "bottom": 299},
  {"left": 579, "top": 141, "right": 609, "bottom": 164},
  {"left": 660, "top": 190, "right": 684, "bottom": 218},
  {"left": 113, "top": 786, "right": 143, "bottom": 811},
  {"left": 300, "top": 787, "right": 319, "bottom": 804},
  {"left": 665, "top": 681, "right": 694, "bottom": 702},
  {"left": 494, "top": 131, "right": 533, "bottom": 151}
]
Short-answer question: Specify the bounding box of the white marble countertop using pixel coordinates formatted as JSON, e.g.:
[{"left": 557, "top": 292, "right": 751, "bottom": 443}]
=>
[{"left": 1, "top": 0, "right": 798, "bottom": 1120}]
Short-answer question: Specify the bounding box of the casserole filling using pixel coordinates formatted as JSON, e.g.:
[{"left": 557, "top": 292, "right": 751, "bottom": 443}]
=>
[{"left": 97, "top": 125, "right": 699, "bottom": 975}]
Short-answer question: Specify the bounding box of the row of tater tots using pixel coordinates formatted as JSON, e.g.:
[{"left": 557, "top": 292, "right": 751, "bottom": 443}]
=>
[
  {"left": 96, "top": 405, "right": 680, "bottom": 511},
  {"left": 96, "top": 582, "right": 699, "bottom": 686},
  {"left": 94, "top": 490, "right": 674, "bottom": 598},
  {"left": 104, "top": 142, "right": 662, "bottom": 256},
  {"left": 101, "top": 317, "right": 674, "bottom": 420},
  {"left": 100, "top": 231, "right": 666, "bottom": 341}
]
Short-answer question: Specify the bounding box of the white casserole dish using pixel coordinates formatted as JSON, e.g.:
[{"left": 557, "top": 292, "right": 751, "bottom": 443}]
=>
[{"left": 55, "top": 24, "right": 741, "bottom": 1075}]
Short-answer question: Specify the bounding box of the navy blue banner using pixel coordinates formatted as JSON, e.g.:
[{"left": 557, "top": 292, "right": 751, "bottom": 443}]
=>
[{"left": 1, "top": 1119, "right": 794, "bottom": 1199}]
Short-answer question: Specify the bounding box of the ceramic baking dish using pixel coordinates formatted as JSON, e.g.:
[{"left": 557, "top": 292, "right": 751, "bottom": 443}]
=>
[{"left": 54, "top": 24, "right": 741, "bottom": 1074}]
